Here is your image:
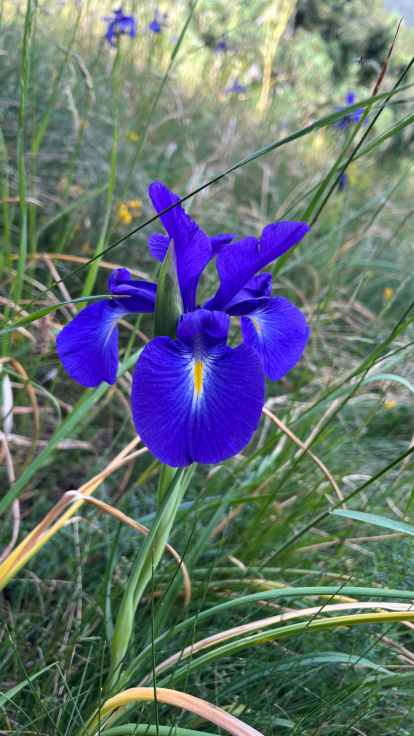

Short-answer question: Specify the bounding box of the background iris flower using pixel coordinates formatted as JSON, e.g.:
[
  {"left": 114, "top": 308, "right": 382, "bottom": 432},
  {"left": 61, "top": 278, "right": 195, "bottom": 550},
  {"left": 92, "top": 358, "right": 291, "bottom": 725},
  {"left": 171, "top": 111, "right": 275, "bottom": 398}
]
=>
[
  {"left": 103, "top": 7, "right": 136, "bottom": 47},
  {"left": 225, "top": 79, "right": 247, "bottom": 96},
  {"left": 57, "top": 182, "right": 310, "bottom": 467},
  {"left": 336, "top": 91, "right": 366, "bottom": 129},
  {"left": 149, "top": 9, "right": 168, "bottom": 34}
]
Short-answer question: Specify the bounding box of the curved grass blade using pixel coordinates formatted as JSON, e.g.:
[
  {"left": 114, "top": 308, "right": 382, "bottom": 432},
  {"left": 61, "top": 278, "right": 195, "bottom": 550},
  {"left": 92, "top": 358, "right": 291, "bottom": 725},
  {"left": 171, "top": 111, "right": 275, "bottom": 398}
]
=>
[
  {"left": 332, "top": 510, "right": 414, "bottom": 537},
  {"left": 0, "top": 347, "right": 143, "bottom": 517}
]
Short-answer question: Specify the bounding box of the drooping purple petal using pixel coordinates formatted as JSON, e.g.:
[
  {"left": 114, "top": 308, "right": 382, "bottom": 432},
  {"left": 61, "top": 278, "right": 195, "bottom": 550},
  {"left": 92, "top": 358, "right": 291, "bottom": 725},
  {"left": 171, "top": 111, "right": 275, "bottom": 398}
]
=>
[
  {"left": 177, "top": 309, "right": 230, "bottom": 339},
  {"left": 56, "top": 300, "right": 128, "bottom": 388},
  {"left": 131, "top": 333, "right": 265, "bottom": 466},
  {"left": 257, "top": 221, "right": 310, "bottom": 272},
  {"left": 238, "top": 297, "right": 310, "bottom": 381},
  {"left": 57, "top": 271, "right": 156, "bottom": 388},
  {"left": 149, "top": 182, "right": 211, "bottom": 310},
  {"left": 203, "top": 236, "right": 260, "bottom": 311}
]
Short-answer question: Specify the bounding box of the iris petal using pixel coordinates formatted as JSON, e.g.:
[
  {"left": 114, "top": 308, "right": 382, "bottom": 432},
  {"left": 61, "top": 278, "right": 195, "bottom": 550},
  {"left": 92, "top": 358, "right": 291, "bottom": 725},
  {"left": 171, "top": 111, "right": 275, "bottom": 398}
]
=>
[
  {"left": 131, "top": 334, "right": 265, "bottom": 466},
  {"left": 209, "top": 233, "right": 237, "bottom": 259},
  {"left": 149, "top": 182, "right": 211, "bottom": 310},
  {"left": 225, "top": 272, "right": 273, "bottom": 308},
  {"left": 257, "top": 221, "right": 310, "bottom": 272},
  {"left": 57, "top": 269, "right": 157, "bottom": 388},
  {"left": 239, "top": 297, "right": 310, "bottom": 381},
  {"left": 108, "top": 268, "right": 157, "bottom": 311},
  {"left": 148, "top": 233, "right": 169, "bottom": 262},
  {"left": 149, "top": 232, "right": 237, "bottom": 265},
  {"left": 177, "top": 309, "right": 230, "bottom": 339},
  {"left": 203, "top": 236, "right": 260, "bottom": 311},
  {"left": 205, "top": 223, "right": 309, "bottom": 312},
  {"left": 56, "top": 300, "right": 129, "bottom": 388}
]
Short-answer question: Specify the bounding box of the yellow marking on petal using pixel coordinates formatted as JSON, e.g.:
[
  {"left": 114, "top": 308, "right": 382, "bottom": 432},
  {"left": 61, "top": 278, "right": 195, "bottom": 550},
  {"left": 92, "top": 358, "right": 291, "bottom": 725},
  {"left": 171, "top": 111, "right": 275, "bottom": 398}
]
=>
[
  {"left": 251, "top": 317, "right": 261, "bottom": 334},
  {"left": 194, "top": 360, "right": 203, "bottom": 395}
]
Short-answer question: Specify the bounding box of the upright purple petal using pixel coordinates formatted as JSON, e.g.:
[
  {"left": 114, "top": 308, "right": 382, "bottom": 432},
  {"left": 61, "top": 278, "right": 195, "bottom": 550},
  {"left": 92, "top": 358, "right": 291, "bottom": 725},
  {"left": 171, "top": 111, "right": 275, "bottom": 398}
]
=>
[
  {"left": 56, "top": 301, "right": 128, "bottom": 388},
  {"left": 149, "top": 182, "right": 211, "bottom": 310},
  {"left": 203, "top": 236, "right": 259, "bottom": 311},
  {"left": 238, "top": 297, "right": 310, "bottom": 381},
  {"left": 209, "top": 233, "right": 237, "bottom": 259},
  {"left": 148, "top": 233, "right": 169, "bottom": 262},
  {"left": 131, "top": 334, "right": 265, "bottom": 466},
  {"left": 149, "top": 232, "right": 236, "bottom": 264},
  {"left": 257, "top": 222, "right": 310, "bottom": 272}
]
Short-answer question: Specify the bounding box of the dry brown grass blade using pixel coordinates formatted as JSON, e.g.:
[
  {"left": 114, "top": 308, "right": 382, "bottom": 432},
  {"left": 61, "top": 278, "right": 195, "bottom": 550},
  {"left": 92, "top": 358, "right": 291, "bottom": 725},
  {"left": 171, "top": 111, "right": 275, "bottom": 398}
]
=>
[
  {"left": 0, "top": 439, "right": 190, "bottom": 604},
  {"left": 211, "top": 398, "right": 344, "bottom": 539},
  {"left": 68, "top": 492, "right": 191, "bottom": 608},
  {"left": 0, "top": 434, "right": 20, "bottom": 565},
  {"left": 0, "top": 437, "right": 143, "bottom": 586},
  {"left": 42, "top": 253, "right": 77, "bottom": 315},
  {"left": 0, "top": 197, "right": 43, "bottom": 207},
  {"left": 138, "top": 601, "right": 413, "bottom": 685},
  {"left": 262, "top": 407, "right": 344, "bottom": 504},
  {"left": 13, "top": 252, "right": 150, "bottom": 280},
  {"left": 210, "top": 474, "right": 276, "bottom": 539},
  {"left": 371, "top": 18, "right": 403, "bottom": 98},
  {"left": 87, "top": 687, "right": 263, "bottom": 736},
  {"left": 0, "top": 358, "right": 39, "bottom": 432}
]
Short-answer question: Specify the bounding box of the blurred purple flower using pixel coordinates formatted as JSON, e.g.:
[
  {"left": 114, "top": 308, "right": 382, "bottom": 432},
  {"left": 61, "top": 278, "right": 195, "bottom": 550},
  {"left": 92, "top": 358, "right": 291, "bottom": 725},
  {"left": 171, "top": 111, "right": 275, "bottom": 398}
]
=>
[
  {"left": 225, "top": 79, "right": 247, "bottom": 96},
  {"left": 338, "top": 173, "right": 348, "bottom": 191},
  {"left": 149, "top": 8, "right": 168, "bottom": 34},
  {"left": 103, "top": 7, "right": 136, "bottom": 47},
  {"left": 215, "top": 35, "right": 236, "bottom": 52},
  {"left": 336, "top": 91, "right": 366, "bottom": 129}
]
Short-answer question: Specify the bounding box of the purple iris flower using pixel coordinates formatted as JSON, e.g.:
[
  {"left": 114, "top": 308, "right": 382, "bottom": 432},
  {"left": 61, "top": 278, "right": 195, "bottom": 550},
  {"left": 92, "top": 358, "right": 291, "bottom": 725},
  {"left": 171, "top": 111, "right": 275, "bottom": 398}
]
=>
[
  {"left": 336, "top": 92, "right": 366, "bottom": 129},
  {"left": 225, "top": 79, "right": 247, "bottom": 96},
  {"left": 103, "top": 7, "right": 136, "bottom": 47},
  {"left": 57, "top": 182, "right": 310, "bottom": 467},
  {"left": 149, "top": 8, "right": 168, "bottom": 34},
  {"left": 338, "top": 173, "right": 348, "bottom": 191}
]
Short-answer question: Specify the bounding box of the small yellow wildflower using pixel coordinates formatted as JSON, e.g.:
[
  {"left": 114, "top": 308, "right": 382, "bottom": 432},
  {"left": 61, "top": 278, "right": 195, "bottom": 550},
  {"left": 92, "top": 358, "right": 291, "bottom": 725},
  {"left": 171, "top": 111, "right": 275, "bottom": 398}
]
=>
[
  {"left": 385, "top": 399, "right": 397, "bottom": 410},
  {"left": 129, "top": 131, "right": 139, "bottom": 141},
  {"left": 81, "top": 241, "right": 91, "bottom": 254},
  {"left": 80, "top": 119, "right": 90, "bottom": 129},
  {"left": 128, "top": 199, "right": 142, "bottom": 209},
  {"left": 383, "top": 287, "right": 394, "bottom": 301},
  {"left": 117, "top": 202, "right": 132, "bottom": 225}
]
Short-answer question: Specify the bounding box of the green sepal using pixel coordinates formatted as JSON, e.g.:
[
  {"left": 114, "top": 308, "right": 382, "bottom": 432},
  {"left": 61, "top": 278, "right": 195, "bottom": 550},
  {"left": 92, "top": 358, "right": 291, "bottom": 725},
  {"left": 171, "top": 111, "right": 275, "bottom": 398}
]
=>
[{"left": 153, "top": 239, "right": 183, "bottom": 339}]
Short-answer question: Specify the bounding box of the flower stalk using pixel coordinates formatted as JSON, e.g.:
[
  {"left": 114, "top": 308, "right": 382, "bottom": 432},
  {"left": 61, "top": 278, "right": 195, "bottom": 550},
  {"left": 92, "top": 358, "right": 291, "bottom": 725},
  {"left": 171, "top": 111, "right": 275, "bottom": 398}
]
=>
[{"left": 108, "top": 464, "right": 195, "bottom": 690}]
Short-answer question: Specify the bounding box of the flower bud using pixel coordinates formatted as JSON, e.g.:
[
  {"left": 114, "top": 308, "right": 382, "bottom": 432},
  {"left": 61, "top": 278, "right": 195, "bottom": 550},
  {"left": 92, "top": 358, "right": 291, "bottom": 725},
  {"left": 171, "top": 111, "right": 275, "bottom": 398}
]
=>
[{"left": 154, "top": 239, "right": 183, "bottom": 340}]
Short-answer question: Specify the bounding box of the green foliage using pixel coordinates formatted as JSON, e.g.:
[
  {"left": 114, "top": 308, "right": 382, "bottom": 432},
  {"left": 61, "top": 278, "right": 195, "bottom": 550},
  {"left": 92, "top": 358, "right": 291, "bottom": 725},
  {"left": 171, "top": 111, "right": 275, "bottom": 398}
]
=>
[{"left": 1, "top": 1, "right": 414, "bottom": 735}]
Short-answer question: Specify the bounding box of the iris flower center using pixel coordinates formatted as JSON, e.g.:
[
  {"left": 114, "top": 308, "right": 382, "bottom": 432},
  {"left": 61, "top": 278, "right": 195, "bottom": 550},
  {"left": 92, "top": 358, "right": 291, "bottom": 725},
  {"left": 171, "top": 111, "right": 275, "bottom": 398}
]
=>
[{"left": 194, "top": 360, "right": 203, "bottom": 395}]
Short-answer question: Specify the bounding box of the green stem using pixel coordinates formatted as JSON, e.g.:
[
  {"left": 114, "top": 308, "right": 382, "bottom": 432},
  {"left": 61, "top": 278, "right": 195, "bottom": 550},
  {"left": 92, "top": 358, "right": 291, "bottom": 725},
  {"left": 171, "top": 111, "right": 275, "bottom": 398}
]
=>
[
  {"left": 108, "top": 465, "right": 195, "bottom": 690},
  {"left": 15, "top": 0, "right": 34, "bottom": 306},
  {"left": 81, "top": 39, "right": 121, "bottom": 300}
]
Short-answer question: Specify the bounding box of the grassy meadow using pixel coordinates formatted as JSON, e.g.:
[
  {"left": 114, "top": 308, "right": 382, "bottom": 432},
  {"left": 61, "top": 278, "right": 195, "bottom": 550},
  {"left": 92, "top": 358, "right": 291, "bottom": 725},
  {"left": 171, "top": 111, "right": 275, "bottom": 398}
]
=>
[{"left": 1, "top": 0, "right": 414, "bottom": 734}]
